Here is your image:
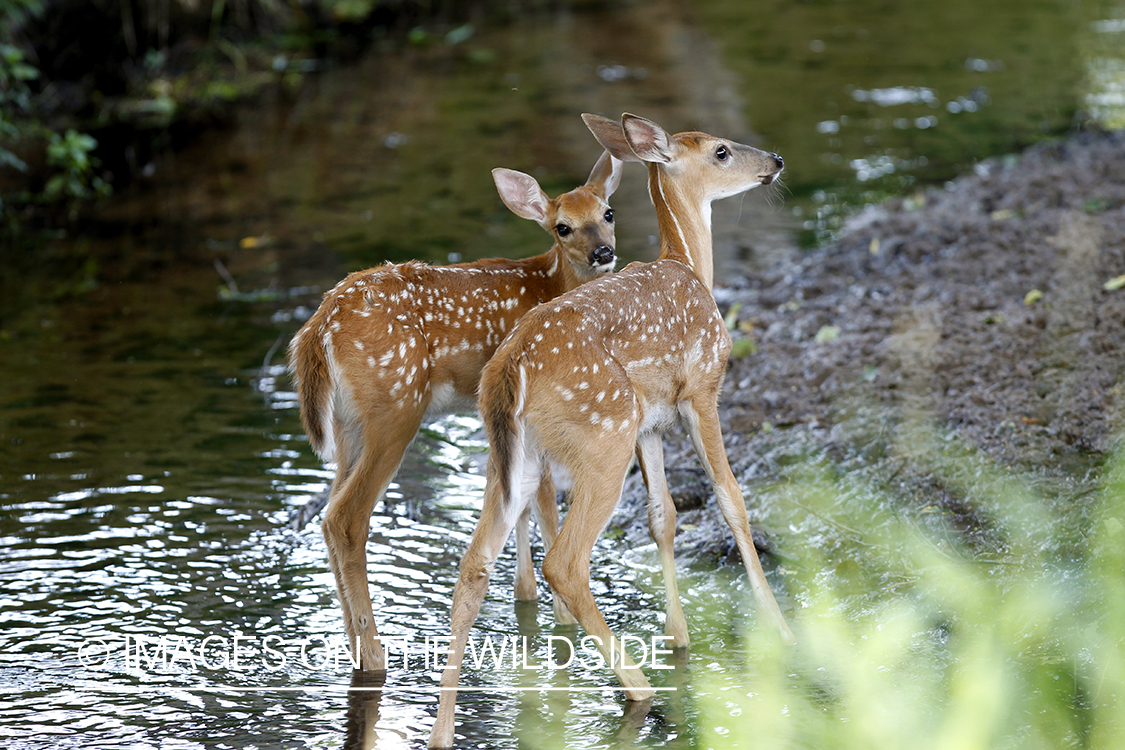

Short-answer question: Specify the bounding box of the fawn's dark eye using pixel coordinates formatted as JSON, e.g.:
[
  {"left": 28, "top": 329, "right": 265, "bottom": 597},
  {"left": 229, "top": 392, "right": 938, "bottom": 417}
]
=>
[
  {"left": 556, "top": 224, "right": 571, "bottom": 237},
  {"left": 604, "top": 209, "right": 614, "bottom": 223},
  {"left": 716, "top": 145, "right": 729, "bottom": 161}
]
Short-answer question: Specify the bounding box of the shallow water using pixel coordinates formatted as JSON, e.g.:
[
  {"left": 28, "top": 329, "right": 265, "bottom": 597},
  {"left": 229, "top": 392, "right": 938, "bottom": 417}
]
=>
[{"left": 2, "top": 1, "right": 1123, "bottom": 747}]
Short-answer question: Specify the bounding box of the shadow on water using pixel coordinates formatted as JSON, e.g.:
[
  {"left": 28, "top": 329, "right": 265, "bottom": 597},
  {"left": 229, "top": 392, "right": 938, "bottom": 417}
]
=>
[{"left": 1, "top": 0, "right": 1124, "bottom": 747}]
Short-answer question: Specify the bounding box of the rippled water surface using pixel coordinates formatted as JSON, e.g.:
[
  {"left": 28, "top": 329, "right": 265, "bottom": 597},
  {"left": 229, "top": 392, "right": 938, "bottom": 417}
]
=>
[
  {"left": 1, "top": 394, "right": 764, "bottom": 748},
  {"left": 3, "top": 1, "right": 1124, "bottom": 747}
]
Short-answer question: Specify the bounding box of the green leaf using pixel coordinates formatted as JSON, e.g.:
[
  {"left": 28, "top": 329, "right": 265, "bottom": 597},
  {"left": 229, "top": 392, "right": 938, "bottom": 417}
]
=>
[
  {"left": 44, "top": 174, "right": 68, "bottom": 200},
  {"left": 815, "top": 325, "right": 840, "bottom": 343},
  {"left": 1104, "top": 275, "right": 1125, "bottom": 291},
  {"left": 724, "top": 302, "right": 742, "bottom": 331},
  {"left": 0, "top": 43, "right": 23, "bottom": 65},
  {"left": 1084, "top": 197, "right": 1111, "bottom": 215},
  {"left": 445, "top": 24, "right": 474, "bottom": 45},
  {"left": 730, "top": 337, "right": 757, "bottom": 358},
  {"left": 11, "top": 62, "right": 39, "bottom": 81},
  {"left": 0, "top": 148, "right": 27, "bottom": 172}
]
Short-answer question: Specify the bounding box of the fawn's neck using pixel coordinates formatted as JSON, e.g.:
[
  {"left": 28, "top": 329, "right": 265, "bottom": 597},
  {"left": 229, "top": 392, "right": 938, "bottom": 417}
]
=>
[
  {"left": 534, "top": 241, "right": 603, "bottom": 299},
  {"left": 648, "top": 163, "right": 714, "bottom": 290}
]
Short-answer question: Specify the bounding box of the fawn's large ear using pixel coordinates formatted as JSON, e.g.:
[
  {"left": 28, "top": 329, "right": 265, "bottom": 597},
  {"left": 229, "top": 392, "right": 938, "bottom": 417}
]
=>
[
  {"left": 492, "top": 168, "right": 550, "bottom": 224},
  {"left": 582, "top": 113, "right": 643, "bottom": 163},
  {"left": 584, "top": 150, "right": 623, "bottom": 200},
  {"left": 620, "top": 113, "right": 676, "bottom": 164}
]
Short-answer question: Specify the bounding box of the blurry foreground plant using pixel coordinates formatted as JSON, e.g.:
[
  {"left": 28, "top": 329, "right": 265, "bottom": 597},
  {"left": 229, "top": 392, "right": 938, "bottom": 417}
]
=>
[{"left": 697, "top": 422, "right": 1124, "bottom": 750}]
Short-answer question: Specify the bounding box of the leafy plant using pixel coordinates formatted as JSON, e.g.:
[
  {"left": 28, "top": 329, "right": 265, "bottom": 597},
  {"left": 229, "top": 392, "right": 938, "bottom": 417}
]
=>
[
  {"left": 2, "top": 1, "right": 117, "bottom": 220},
  {"left": 0, "top": 41, "right": 38, "bottom": 173},
  {"left": 43, "top": 128, "right": 110, "bottom": 204}
]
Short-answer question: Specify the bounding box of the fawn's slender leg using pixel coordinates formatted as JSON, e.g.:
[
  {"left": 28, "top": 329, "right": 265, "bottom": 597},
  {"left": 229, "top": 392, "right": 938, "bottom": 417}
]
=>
[
  {"left": 430, "top": 462, "right": 535, "bottom": 749},
  {"left": 635, "top": 432, "right": 690, "bottom": 648},
  {"left": 541, "top": 441, "right": 654, "bottom": 702},
  {"left": 323, "top": 411, "right": 421, "bottom": 671},
  {"left": 510, "top": 467, "right": 578, "bottom": 626},
  {"left": 514, "top": 504, "right": 536, "bottom": 601},
  {"left": 531, "top": 468, "right": 577, "bottom": 624},
  {"left": 680, "top": 398, "right": 795, "bottom": 644},
  {"left": 325, "top": 416, "right": 358, "bottom": 639}
]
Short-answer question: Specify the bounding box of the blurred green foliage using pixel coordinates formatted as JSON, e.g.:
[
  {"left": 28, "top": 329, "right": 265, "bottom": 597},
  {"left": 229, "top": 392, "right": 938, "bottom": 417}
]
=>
[
  {"left": 1, "top": 1, "right": 109, "bottom": 219},
  {"left": 44, "top": 129, "right": 110, "bottom": 203},
  {"left": 0, "top": 0, "right": 489, "bottom": 226},
  {"left": 0, "top": 41, "right": 38, "bottom": 173},
  {"left": 691, "top": 419, "right": 1123, "bottom": 750}
]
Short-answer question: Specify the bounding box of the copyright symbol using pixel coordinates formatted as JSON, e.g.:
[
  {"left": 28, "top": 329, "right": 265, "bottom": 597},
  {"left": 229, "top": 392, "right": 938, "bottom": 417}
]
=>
[{"left": 78, "top": 639, "right": 110, "bottom": 668}]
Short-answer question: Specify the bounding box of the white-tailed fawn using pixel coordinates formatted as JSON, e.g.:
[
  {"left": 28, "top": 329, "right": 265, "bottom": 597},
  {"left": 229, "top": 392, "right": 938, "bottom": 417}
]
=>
[
  {"left": 429, "top": 113, "right": 793, "bottom": 748},
  {"left": 289, "top": 150, "right": 622, "bottom": 671}
]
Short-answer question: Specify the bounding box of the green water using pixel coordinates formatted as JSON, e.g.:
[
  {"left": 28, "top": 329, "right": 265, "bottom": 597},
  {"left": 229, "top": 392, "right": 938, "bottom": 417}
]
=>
[
  {"left": 1, "top": 1, "right": 1122, "bottom": 747},
  {"left": 697, "top": 0, "right": 1117, "bottom": 240}
]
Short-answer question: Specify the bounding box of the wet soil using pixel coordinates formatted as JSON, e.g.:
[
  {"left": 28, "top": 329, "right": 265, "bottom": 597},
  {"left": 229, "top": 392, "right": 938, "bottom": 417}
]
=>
[{"left": 614, "top": 129, "right": 1125, "bottom": 558}]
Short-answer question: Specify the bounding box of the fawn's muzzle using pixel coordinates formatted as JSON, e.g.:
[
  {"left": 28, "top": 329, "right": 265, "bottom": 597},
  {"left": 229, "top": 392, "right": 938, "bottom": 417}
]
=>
[
  {"left": 761, "top": 153, "right": 784, "bottom": 185},
  {"left": 590, "top": 245, "right": 616, "bottom": 268}
]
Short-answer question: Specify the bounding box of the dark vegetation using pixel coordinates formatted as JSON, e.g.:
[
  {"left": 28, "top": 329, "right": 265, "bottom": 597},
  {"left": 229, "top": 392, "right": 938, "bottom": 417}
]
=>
[{"left": 0, "top": 0, "right": 498, "bottom": 227}]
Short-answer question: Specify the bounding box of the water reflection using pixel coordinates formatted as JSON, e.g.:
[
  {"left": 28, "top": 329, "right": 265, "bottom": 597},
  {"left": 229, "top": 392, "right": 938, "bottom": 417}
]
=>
[
  {"left": 343, "top": 671, "right": 390, "bottom": 750},
  {"left": 692, "top": 0, "right": 1112, "bottom": 241},
  {"left": 1085, "top": 11, "right": 1125, "bottom": 127}
]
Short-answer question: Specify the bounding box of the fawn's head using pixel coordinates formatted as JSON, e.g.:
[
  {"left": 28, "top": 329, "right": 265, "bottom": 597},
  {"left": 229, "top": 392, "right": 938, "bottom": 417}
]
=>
[
  {"left": 582, "top": 113, "right": 783, "bottom": 202},
  {"left": 492, "top": 150, "right": 622, "bottom": 285}
]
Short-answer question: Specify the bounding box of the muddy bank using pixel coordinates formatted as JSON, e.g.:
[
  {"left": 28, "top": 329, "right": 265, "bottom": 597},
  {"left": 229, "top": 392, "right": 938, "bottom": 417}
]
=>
[{"left": 614, "top": 129, "right": 1125, "bottom": 559}]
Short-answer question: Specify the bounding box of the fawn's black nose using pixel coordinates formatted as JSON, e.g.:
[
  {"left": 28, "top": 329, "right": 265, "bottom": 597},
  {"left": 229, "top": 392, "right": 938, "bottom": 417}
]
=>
[
  {"left": 760, "top": 153, "right": 784, "bottom": 185},
  {"left": 591, "top": 245, "right": 616, "bottom": 267}
]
